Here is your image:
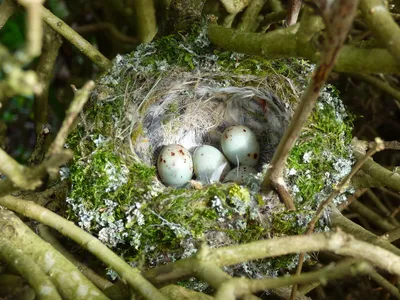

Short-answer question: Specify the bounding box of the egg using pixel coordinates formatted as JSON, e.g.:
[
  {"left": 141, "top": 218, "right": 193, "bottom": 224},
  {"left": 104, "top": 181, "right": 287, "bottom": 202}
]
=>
[
  {"left": 193, "top": 145, "right": 231, "bottom": 183},
  {"left": 221, "top": 125, "right": 260, "bottom": 167},
  {"left": 223, "top": 166, "right": 257, "bottom": 184},
  {"left": 157, "top": 144, "right": 193, "bottom": 187}
]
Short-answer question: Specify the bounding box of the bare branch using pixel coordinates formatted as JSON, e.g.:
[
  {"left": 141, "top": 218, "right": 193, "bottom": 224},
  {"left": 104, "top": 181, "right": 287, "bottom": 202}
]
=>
[
  {"left": 40, "top": 6, "right": 112, "bottom": 70},
  {"left": 46, "top": 81, "right": 95, "bottom": 157},
  {"left": 18, "top": 0, "right": 45, "bottom": 59},
  {"left": 0, "top": 150, "right": 72, "bottom": 197},
  {"left": 34, "top": 23, "right": 63, "bottom": 134},
  {"left": 0, "top": 196, "right": 169, "bottom": 300},
  {"left": 261, "top": 0, "right": 359, "bottom": 210},
  {"left": 0, "top": 0, "right": 17, "bottom": 30},
  {"left": 37, "top": 225, "right": 114, "bottom": 292},
  {"left": 0, "top": 237, "right": 62, "bottom": 300},
  {"left": 0, "top": 208, "right": 107, "bottom": 299},
  {"left": 286, "top": 0, "right": 302, "bottom": 26},
  {"left": 133, "top": 0, "right": 157, "bottom": 43},
  {"left": 360, "top": 0, "right": 400, "bottom": 65},
  {"left": 215, "top": 261, "right": 372, "bottom": 299},
  {"left": 290, "top": 137, "right": 383, "bottom": 299}
]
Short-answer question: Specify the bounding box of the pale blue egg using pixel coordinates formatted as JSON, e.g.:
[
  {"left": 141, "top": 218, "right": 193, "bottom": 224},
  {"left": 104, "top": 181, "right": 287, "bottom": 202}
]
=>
[
  {"left": 223, "top": 166, "right": 257, "bottom": 184},
  {"left": 157, "top": 144, "right": 193, "bottom": 187},
  {"left": 221, "top": 126, "right": 260, "bottom": 167},
  {"left": 193, "top": 145, "right": 231, "bottom": 183}
]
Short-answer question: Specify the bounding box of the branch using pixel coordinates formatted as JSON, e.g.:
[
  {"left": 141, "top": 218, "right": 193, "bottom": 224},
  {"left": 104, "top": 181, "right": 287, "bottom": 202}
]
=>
[
  {"left": 220, "top": 0, "right": 250, "bottom": 14},
  {"left": 215, "top": 261, "right": 372, "bottom": 299},
  {"left": 74, "top": 22, "right": 138, "bottom": 44},
  {"left": 353, "top": 145, "right": 400, "bottom": 193},
  {"left": 348, "top": 73, "right": 400, "bottom": 105},
  {"left": 0, "top": 238, "right": 62, "bottom": 300},
  {"left": 18, "top": 0, "right": 45, "bottom": 59},
  {"left": 37, "top": 225, "right": 114, "bottom": 292},
  {"left": 34, "top": 23, "right": 63, "bottom": 134},
  {"left": 360, "top": 0, "right": 400, "bottom": 65},
  {"left": 0, "top": 196, "right": 168, "bottom": 300},
  {"left": 0, "top": 208, "right": 107, "bottom": 299},
  {"left": 261, "top": 0, "right": 359, "bottom": 210},
  {"left": 207, "top": 25, "right": 400, "bottom": 74},
  {"left": 349, "top": 200, "right": 395, "bottom": 232},
  {"left": 46, "top": 81, "right": 95, "bottom": 157},
  {"left": 286, "top": 0, "right": 302, "bottom": 26},
  {"left": 143, "top": 229, "right": 400, "bottom": 287},
  {"left": 133, "top": 0, "right": 157, "bottom": 43},
  {"left": 237, "top": 0, "right": 266, "bottom": 32},
  {"left": 290, "top": 137, "right": 383, "bottom": 299},
  {"left": 0, "top": 0, "right": 17, "bottom": 30},
  {"left": 330, "top": 205, "right": 400, "bottom": 256},
  {"left": 40, "top": 6, "right": 112, "bottom": 70},
  {"left": 0, "top": 148, "right": 72, "bottom": 195}
]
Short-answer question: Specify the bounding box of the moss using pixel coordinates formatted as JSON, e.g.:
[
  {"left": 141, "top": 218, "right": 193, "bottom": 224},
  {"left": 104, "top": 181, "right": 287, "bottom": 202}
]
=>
[
  {"left": 286, "top": 85, "right": 354, "bottom": 208},
  {"left": 64, "top": 23, "right": 353, "bottom": 278}
]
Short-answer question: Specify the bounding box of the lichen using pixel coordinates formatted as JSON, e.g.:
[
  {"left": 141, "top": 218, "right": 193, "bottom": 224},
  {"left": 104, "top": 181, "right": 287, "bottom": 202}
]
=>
[{"left": 64, "top": 23, "right": 353, "bottom": 280}]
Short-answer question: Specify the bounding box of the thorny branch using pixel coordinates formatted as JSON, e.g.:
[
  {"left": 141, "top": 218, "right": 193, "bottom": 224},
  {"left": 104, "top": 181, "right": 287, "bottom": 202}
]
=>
[{"left": 261, "top": 0, "right": 359, "bottom": 210}]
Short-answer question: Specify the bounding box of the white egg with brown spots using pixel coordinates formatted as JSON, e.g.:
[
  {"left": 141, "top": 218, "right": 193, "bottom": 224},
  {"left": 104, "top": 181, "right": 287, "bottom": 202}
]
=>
[
  {"left": 193, "top": 145, "right": 231, "bottom": 183},
  {"left": 157, "top": 144, "right": 193, "bottom": 187},
  {"left": 221, "top": 125, "right": 260, "bottom": 167}
]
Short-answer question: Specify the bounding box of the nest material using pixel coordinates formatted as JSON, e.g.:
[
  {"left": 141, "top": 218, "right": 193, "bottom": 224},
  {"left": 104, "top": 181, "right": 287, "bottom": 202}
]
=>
[
  {"left": 66, "top": 29, "right": 353, "bottom": 279},
  {"left": 127, "top": 71, "right": 291, "bottom": 169}
]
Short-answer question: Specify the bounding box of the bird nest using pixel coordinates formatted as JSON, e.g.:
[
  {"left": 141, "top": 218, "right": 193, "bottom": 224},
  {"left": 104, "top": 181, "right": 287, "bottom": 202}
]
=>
[{"left": 63, "top": 26, "right": 354, "bottom": 280}]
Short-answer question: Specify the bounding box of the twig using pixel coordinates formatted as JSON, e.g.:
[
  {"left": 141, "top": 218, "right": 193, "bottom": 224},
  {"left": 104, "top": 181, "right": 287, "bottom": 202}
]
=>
[
  {"left": 360, "top": 0, "right": 400, "bottom": 65},
  {"left": 0, "top": 149, "right": 72, "bottom": 197},
  {"left": 0, "top": 238, "right": 62, "bottom": 300},
  {"left": 132, "top": 0, "right": 157, "bottom": 43},
  {"left": 0, "top": 148, "right": 40, "bottom": 189},
  {"left": 349, "top": 73, "right": 400, "bottom": 105},
  {"left": 286, "top": 0, "right": 302, "bottom": 26},
  {"left": 18, "top": 0, "right": 45, "bottom": 59},
  {"left": 369, "top": 270, "right": 400, "bottom": 300},
  {"left": 290, "top": 137, "right": 383, "bottom": 299},
  {"left": 259, "top": 10, "right": 287, "bottom": 31},
  {"left": 261, "top": 0, "right": 359, "bottom": 210},
  {"left": 353, "top": 149, "right": 400, "bottom": 193},
  {"left": 0, "top": 0, "right": 17, "bottom": 30},
  {"left": 37, "top": 225, "right": 114, "bottom": 292},
  {"left": 207, "top": 18, "right": 400, "bottom": 73},
  {"left": 0, "top": 195, "right": 168, "bottom": 300},
  {"left": 220, "top": 0, "right": 250, "bottom": 14},
  {"left": 193, "top": 245, "right": 259, "bottom": 300},
  {"left": 74, "top": 22, "right": 138, "bottom": 44},
  {"left": 143, "top": 229, "right": 400, "bottom": 287},
  {"left": 34, "top": 23, "right": 63, "bottom": 134},
  {"left": 237, "top": 0, "right": 266, "bottom": 32},
  {"left": 0, "top": 208, "right": 107, "bottom": 299},
  {"left": 349, "top": 200, "right": 395, "bottom": 232},
  {"left": 368, "top": 140, "right": 400, "bottom": 151},
  {"left": 40, "top": 6, "right": 112, "bottom": 70},
  {"left": 215, "top": 261, "right": 372, "bottom": 299},
  {"left": 46, "top": 81, "right": 95, "bottom": 157}
]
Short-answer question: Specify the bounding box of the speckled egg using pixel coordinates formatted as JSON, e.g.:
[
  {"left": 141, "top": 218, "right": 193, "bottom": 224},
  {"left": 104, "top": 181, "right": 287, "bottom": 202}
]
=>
[
  {"left": 221, "top": 125, "right": 260, "bottom": 167},
  {"left": 193, "top": 145, "right": 231, "bottom": 183},
  {"left": 223, "top": 166, "right": 257, "bottom": 184},
  {"left": 157, "top": 144, "right": 193, "bottom": 187}
]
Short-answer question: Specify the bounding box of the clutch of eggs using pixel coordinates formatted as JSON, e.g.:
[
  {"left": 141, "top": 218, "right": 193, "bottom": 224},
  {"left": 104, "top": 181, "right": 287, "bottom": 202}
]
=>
[{"left": 157, "top": 126, "right": 260, "bottom": 187}]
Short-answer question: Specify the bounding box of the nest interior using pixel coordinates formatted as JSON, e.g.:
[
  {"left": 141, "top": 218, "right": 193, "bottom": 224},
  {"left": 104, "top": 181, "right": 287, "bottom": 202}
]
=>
[{"left": 63, "top": 25, "right": 354, "bottom": 280}]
